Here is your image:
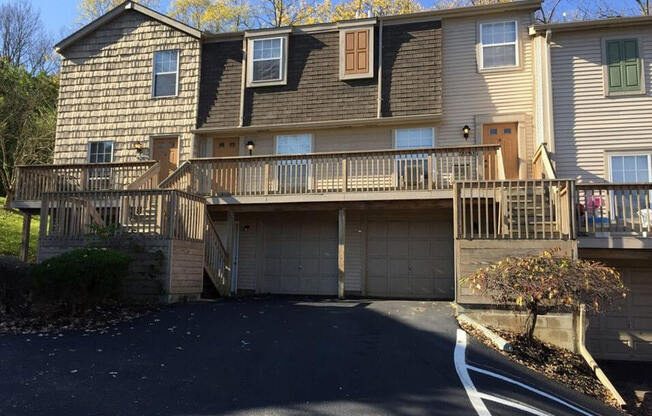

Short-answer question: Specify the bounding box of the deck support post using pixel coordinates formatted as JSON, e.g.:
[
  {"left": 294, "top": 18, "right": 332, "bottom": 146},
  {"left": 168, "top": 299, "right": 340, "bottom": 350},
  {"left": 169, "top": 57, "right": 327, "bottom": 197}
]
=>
[
  {"left": 19, "top": 212, "right": 32, "bottom": 262},
  {"left": 338, "top": 208, "right": 346, "bottom": 299},
  {"left": 225, "top": 210, "right": 235, "bottom": 295}
]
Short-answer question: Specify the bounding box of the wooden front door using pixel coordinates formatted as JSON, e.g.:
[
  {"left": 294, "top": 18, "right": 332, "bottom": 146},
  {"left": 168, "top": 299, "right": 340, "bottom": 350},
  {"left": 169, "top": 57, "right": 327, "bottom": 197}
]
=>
[
  {"left": 483, "top": 123, "right": 519, "bottom": 179},
  {"left": 152, "top": 137, "right": 178, "bottom": 183},
  {"left": 213, "top": 137, "right": 240, "bottom": 194}
]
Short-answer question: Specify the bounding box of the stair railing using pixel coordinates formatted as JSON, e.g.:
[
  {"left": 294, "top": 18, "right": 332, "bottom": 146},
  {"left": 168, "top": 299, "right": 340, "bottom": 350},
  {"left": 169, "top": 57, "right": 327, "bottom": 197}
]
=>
[
  {"left": 204, "top": 209, "right": 230, "bottom": 296},
  {"left": 127, "top": 162, "right": 161, "bottom": 190}
]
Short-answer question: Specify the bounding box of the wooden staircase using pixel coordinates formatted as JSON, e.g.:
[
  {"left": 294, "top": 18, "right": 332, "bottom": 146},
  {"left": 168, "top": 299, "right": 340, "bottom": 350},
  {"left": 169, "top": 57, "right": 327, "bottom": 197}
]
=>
[{"left": 501, "top": 184, "right": 559, "bottom": 239}]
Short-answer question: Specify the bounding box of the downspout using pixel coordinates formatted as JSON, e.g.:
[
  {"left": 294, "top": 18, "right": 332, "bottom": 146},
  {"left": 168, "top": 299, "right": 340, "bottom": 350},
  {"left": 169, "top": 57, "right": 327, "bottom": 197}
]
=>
[
  {"left": 239, "top": 37, "right": 247, "bottom": 127},
  {"left": 577, "top": 305, "right": 627, "bottom": 409},
  {"left": 543, "top": 29, "right": 556, "bottom": 157},
  {"left": 376, "top": 18, "right": 383, "bottom": 118}
]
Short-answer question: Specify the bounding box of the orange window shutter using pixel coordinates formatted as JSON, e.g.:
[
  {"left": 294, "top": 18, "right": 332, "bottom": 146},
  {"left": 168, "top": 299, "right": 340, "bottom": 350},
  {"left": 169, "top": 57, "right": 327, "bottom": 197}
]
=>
[
  {"left": 356, "top": 30, "right": 368, "bottom": 72},
  {"left": 344, "top": 32, "right": 356, "bottom": 73}
]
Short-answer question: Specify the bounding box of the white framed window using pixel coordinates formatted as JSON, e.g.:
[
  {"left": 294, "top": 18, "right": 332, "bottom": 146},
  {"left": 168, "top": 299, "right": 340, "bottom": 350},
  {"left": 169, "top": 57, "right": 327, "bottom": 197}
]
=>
[
  {"left": 88, "top": 141, "right": 114, "bottom": 163},
  {"left": 607, "top": 153, "right": 652, "bottom": 226},
  {"left": 153, "top": 50, "right": 179, "bottom": 97},
  {"left": 274, "top": 134, "right": 312, "bottom": 193},
  {"left": 247, "top": 36, "right": 288, "bottom": 87},
  {"left": 394, "top": 127, "right": 435, "bottom": 149},
  {"left": 479, "top": 21, "right": 518, "bottom": 70},
  {"left": 610, "top": 154, "right": 651, "bottom": 183},
  {"left": 393, "top": 128, "right": 435, "bottom": 189}
]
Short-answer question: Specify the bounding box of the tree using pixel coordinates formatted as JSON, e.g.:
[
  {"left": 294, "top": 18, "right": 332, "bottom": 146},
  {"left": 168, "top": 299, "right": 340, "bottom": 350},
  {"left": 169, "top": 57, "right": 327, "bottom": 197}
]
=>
[
  {"left": 255, "top": 0, "right": 320, "bottom": 27},
  {"left": 169, "top": 0, "right": 253, "bottom": 31},
  {"left": 463, "top": 250, "right": 627, "bottom": 341},
  {"left": 76, "top": 0, "right": 160, "bottom": 23},
  {"left": 330, "top": 0, "right": 422, "bottom": 21},
  {"left": 0, "top": 60, "right": 59, "bottom": 206},
  {"left": 0, "top": 1, "right": 57, "bottom": 74},
  {"left": 634, "top": 0, "right": 650, "bottom": 15}
]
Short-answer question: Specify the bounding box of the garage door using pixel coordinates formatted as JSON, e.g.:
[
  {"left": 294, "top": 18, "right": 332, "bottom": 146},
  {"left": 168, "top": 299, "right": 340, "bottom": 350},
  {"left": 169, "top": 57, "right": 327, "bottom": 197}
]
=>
[
  {"left": 366, "top": 214, "right": 454, "bottom": 299},
  {"left": 262, "top": 213, "right": 338, "bottom": 295},
  {"left": 587, "top": 263, "right": 652, "bottom": 361}
]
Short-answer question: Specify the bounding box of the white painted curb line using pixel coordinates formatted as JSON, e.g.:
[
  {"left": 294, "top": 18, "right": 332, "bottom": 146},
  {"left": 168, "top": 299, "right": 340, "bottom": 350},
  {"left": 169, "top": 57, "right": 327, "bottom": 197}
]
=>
[{"left": 457, "top": 314, "right": 513, "bottom": 352}]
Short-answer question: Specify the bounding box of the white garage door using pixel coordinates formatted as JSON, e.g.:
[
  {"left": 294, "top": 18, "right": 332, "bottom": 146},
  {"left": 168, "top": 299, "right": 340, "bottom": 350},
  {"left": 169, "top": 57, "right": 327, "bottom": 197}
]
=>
[
  {"left": 366, "top": 214, "right": 454, "bottom": 299},
  {"left": 587, "top": 264, "right": 652, "bottom": 361},
  {"left": 262, "top": 213, "right": 338, "bottom": 295}
]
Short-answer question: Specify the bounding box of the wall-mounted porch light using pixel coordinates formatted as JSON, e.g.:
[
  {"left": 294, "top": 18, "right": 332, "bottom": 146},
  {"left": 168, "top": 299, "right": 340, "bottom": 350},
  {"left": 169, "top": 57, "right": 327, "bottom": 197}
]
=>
[
  {"left": 134, "top": 141, "right": 144, "bottom": 154},
  {"left": 462, "top": 125, "right": 471, "bottom": 140},
  {"left": 246, "top": 141, "right": 255, "bottom": 155}
]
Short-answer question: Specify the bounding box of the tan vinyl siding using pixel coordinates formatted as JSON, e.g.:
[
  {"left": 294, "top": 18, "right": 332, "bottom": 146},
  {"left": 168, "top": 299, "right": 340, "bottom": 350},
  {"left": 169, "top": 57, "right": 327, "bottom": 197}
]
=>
[
  {"left": 237, "top": 218, "right": 258, "bottom": 290},
  {"left": 439, "top": 12, "right": 535, "bottom": 174},
  {"left": 54, "top": 10, "right": 200, "bottom": 164},
  {"left": 197, "top": 126, "right": 400, "bottom": 157},
  {"left": 345, "top": 211, "right": 363, "bottom": 293},
  {"left": 550, "top": 27, "right": 652, "bottom": 182}
]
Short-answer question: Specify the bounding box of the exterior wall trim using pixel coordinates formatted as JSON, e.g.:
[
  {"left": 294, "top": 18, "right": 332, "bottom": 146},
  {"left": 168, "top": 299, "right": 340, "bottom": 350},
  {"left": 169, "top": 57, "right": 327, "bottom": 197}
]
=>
[
  {"left": 55, "top": 1, "right": 202, "bottom": 52},
  {"left": 195, "top": 114, "right": 442, "bottom": 135}
]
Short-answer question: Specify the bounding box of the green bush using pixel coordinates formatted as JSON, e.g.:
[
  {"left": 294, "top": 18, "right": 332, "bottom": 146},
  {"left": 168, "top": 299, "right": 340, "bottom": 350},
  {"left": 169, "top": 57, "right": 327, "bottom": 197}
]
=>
[
  {"left": 0, "top": 256, "right": 32, "bottom": 314},
  {"left": 31, "top": 248, "right": 131, "bottom": 314}
]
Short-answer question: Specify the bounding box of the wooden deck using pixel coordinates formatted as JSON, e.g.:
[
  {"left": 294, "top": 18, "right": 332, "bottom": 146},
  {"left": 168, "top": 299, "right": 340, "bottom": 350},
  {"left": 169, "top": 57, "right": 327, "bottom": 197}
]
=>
[
  {"left": 160, "top": 144, "right": 504, "bottom": 204},
  {"left": 12, "top": 161, "right": 158, "bottom": 209}
]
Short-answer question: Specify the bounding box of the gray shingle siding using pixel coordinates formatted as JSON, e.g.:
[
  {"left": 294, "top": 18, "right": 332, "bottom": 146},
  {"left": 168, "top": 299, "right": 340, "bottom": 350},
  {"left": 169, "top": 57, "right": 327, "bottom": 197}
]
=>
[
  {"left": 381, "top": 21, "right": 442, "bottom": 117},
  {"left": 196, "top": 21, "right": 443, "bottom": 129},
  {"left": 243, "top": 31, "right": 378, "bottom": 126},
  {"left": 198, "top": 40, "right": 243, "bottom": 128}
]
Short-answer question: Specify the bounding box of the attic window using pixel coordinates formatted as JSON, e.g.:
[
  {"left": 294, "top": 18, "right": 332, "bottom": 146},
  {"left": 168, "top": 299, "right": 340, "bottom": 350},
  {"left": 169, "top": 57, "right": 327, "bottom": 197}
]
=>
[
  {"left": 339, "top": 27, "right": 374, "bottom": 80},
  {"left": 247, "top": 35, "right": 288, "bottom": 87}
]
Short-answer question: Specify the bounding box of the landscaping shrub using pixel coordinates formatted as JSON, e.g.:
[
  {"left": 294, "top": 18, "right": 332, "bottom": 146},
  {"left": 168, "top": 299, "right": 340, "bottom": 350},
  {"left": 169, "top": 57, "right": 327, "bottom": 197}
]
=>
[
  {"left": 463, "top": 249, "right": 627, "bottom": 341},
  {"left": 0, "top": 256, "right": 32, "bottom": 314},
  {"left": 31, "top": 248, "right": 131, "bottom": 314}
]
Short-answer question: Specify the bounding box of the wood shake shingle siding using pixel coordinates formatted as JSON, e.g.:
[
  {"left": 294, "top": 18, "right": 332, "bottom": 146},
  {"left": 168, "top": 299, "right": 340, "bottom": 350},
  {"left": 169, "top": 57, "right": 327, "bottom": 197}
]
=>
[
  {"left": 54, "top": 10, "right": 201, "bottom": 164},
  {"left": 381, "top": 21, "right": 442, "bottom": 117},
  {"left": 198, "top": 40, "right": 243, "bottom": 128},
  {"left": 243, "top": 31, "right": 378, "bottom": 126},
  {"left": 550, "top": 27, "right": 652, "bottom": 181},
  {"left": 439, "top": 13, "right": 535, "bottom": 162}
]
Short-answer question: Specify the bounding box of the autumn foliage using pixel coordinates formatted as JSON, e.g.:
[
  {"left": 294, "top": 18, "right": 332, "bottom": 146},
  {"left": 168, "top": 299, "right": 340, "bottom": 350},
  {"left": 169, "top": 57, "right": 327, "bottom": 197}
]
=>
[{"left": 463, "top": 250, "right": 627, "bottom": 340}]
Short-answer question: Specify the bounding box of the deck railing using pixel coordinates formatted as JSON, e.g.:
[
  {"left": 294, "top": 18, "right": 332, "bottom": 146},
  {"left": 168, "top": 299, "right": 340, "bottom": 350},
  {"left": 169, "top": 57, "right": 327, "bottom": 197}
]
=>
[
  {"left": 160, "top": 145, "right": 502, "bottom": 198},
  {"left": 532, "top": 143, "right": 556, "bottom": 180},
  {"left": 14, "top": 161, "right": 157, "bottom": 203},
  {"left": 204, "top": 210, "right": 229, "bottom": 295},
  {"left": 454, "top": 179, "right": 576, "bottom": 240},
  {"left": 39, "top": 189, "right": 205, "bottom": 242},
  {"left": 576, "top": 183, "right": 652, "bottom": 238}
]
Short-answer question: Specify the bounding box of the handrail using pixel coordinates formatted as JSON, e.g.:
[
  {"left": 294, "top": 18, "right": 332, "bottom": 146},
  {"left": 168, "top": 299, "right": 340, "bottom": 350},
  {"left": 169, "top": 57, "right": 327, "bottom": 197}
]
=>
[
  {"left": 455, "top": 179, "right": 576, "bottom": 240},
  {"left": 204, "top": 210, "right": 230, "bottom": 296},
  {"left": 14, "top": 161, "right": 157, "bottom": 202},
  {"left": 15, "top": 161, "right": 157, "bottom": 169},
  {"left": 39, "top": 189, "right": 206, "bottom": 242},
  {"left": 161, "top": 145, "right": 503, "bottom": 197},
  {"left": 158, "top": 160, "right": 192, "bottom": 190},
  {"left": 532, "top": 143, "right": 556, "bottom": 179},
  {"left": 495, "top": 148, "right": 506, "bottom": 180},
  {"left": 127, "top": 162, "right": 161, "bottom": 190},
  {"left": 187, "top": 144, "right": 502, "bottom": 162},
  {"left": 575, "top": 182, "right": 651, "bottom": 237}
]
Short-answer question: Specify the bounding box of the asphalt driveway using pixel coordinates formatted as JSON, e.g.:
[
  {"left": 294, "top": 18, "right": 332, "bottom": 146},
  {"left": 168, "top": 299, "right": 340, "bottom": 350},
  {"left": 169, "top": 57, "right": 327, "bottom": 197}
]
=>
[{"left": 0, "top": 298, "right": 623, "bottom": 415}]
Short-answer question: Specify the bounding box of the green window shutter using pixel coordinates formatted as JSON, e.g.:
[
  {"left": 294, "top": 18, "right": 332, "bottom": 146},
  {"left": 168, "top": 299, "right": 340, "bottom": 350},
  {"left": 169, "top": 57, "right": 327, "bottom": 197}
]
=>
[{"left": 607, "top": 39, "right": 641, "bottom": 93}]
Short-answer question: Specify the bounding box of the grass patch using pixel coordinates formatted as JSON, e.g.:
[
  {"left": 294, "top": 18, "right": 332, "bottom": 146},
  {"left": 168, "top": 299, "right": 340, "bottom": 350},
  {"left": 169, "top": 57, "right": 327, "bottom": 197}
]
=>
[{"left": 0, "top": 197, "right": 39, "bottom": 262}]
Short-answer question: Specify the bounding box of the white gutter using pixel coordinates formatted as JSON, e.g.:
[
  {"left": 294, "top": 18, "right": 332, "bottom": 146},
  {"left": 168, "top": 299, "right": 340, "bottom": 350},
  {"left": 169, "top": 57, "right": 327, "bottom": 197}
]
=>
[
  {"left": 238, "top": 38, "right": 247, "bottom": 127},
  {"left": 376, "top": 18, "right": 383, "bottom": 118}
]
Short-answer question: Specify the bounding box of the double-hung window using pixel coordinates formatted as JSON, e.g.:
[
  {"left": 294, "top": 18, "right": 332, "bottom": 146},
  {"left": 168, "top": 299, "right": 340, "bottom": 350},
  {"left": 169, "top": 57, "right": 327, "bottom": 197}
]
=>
[
  {"left": 608, "top": 154, "right": 652, "bottom": 228},
  {"left": 394, "top": 128, "right": 435, "bottom": 189},
  {"left": 247, "top": 36, "right": 288, "bottom": 86},
  {"left": 275, "top": 134, "right": 312, "bottom": 193},
  {"left": 87, "top": 141, "right": 114, "bottom": 189},
  {"left": 479, "top": 21, "right": 518, "bottom": 69},
  {"left": 153, "top": 50, "right": 179, "bottom": 97},
  {"left": 605, "top": 39, "right": 643, "bottom": 95}
]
